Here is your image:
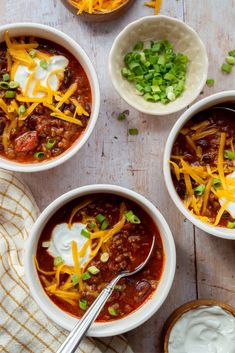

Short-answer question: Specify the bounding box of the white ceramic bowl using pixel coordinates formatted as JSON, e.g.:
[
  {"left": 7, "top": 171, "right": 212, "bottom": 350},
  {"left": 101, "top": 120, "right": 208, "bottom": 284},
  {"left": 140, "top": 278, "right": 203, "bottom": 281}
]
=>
[
  {"left": 0, "top": 23, "right": 100, "bottom": 172},
  {"left": 25, "top": 184, "right": 176, "bottom": 336},
  {"left": 164, "top": 90, "right": 235, "bottom": 239},
  {"left": 109, "top": 15, "right": 208, "bottom": 116}
]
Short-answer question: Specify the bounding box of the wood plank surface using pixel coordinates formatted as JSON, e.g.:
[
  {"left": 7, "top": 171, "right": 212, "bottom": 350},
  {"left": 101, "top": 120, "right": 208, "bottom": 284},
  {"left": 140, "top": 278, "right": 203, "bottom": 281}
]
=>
[{"left": 0, "top": 0, "right": 234, "bottom": 352}]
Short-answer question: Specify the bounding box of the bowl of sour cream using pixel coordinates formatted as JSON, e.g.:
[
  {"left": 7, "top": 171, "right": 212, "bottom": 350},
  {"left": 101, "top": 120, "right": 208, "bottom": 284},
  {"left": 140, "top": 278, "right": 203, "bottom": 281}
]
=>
[{"left": 164, "top": 299, "right": 235, "bottom": 353}]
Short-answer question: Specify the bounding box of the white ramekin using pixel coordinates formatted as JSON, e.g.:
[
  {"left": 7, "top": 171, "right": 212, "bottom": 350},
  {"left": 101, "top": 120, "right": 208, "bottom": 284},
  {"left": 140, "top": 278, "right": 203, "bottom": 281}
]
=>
[
  {"left": 0, "top": 23, "right": 100, "bottom": 172},
  {"left": 164, "top": 90, "right": 235, "bottom": 239},
  {"left": 24, "top": 184, "right": 176, "bottom": 336},
  {"left": 109, "top": 15, "right": 208, "bottom": 116}
]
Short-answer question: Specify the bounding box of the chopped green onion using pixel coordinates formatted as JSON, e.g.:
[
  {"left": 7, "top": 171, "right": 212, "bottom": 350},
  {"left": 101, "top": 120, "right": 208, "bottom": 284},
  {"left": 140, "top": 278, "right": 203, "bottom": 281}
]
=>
[
  {"left": 121, "top": 39, "right": 189, "bottom": 105},
  {"left": 224, "top": 150, "right": 234, "bottom": 160},
  {"left": 54, "top": 256, "right": 64, "bottom": 266},
  {"left": 46, "top": 138, "right": 56, "bottom": 149},
  {"left": 96, "top": 214, "right": 106, "bottom": 223},
  {"left": 101, "top": 219, "right": 109, "bottom": 230},
  {"left": 100, "top": 252, "right": 109, "bottom": 263},
  {"left": 212, "top": 178, "right": 221, "bottom": 190},
  {"left": 129, "top": 128, "right": 139, "bottom": 136},
  {"left": 221, "top": 63, "right": 232, "bottom": 73},
  {"left": 0, "top": 81, "right": 9, "bottom": 90},
  {"left": 5, "top": 90, "right": 16, "bottom": 98},
  {"left": 71, "top": 273, "right": 79, "bottom": 285},
  {"left": 229, "top": 49, "right": 235, "bottom": 57},
  {"left": 34, "top": 152, "right": 45, "bottom": 159},
  {"left": 9, "top": 81, "right": 19, "bottom": 89},
  {"left": 108, "top": 307, "right": 118, "bottom": 316},
  {"left": 194, "top": 184, "right": 206, "bottom": 196},
  {"left": 226, "top": 56, "right": 235, "bottom": 65},
  {"left": 40, "top": 60, "right": 49, "bottom": 70},
  {"left": 81, "top": 228, "right": 90, "bottom": 239},
  {"left": 125, "top": 210, "right": 141, "bottom": 224},
  {"left": 82, "top": 272, "right": 91, "bottom": 280},
  {"left": 79, "top": 299, "right": 87, "bottom": 311},
  {"left": 18, "top": 105, "right": 26, "bottom": 115},
  {"left": 114, "top": 285, "right": 124, "bottom": 292},
  {"left": 29, "top": 49, "right": 37, "bottom": 58},
  {"left": 88, "top": 266, "right": 100, "bottom": 275},
  {"left": 117, "top": 112, "right": 126, "bottom": 121},
  {"left": 206, "top": 79, "right": 215, "bottom": 87},
  {"left": 133, "top": 41, "right": 144, "bottom": 51},
  {"left": 88, "top": 222, "right": 96, "bottom": 230},
  {"left": 227, "top": 221, "right": 235, "bottom": 229},
  {"left": 2, "top": 73, "right": 9, "bottom": 82}
]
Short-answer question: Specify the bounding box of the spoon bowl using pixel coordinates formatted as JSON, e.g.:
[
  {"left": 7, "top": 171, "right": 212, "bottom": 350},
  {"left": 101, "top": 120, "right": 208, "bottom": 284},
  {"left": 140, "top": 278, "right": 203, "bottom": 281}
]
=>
[{"left": 57, "top": 237, "right": 156, "bottom": 353}]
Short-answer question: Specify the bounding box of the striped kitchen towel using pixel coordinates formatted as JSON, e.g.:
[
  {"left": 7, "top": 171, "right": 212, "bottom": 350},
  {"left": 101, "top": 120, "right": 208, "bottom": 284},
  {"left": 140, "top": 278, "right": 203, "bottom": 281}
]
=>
[{"left": 0, "top": 169, "right": 133, "bottom": 353}]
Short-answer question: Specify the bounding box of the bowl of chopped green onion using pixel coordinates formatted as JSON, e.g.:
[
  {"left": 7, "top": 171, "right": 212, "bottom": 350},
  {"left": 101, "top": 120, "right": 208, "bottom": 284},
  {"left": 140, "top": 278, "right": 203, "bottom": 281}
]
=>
[{"left": 109, "top": 15, "right": 208, "bottom": 115}]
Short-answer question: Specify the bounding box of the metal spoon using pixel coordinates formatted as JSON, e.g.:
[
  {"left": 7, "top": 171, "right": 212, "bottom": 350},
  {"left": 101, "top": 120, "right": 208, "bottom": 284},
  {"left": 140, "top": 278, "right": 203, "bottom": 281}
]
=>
[
  {"left": 56, "top": 236, "right": 156, "bottom": 353},
  {"left": 212, "top": 106, "right": 235, "bottom": 114}
]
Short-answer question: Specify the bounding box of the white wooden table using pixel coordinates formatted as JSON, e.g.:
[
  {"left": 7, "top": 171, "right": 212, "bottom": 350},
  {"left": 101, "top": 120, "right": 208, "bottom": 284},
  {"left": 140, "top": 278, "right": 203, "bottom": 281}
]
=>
[{"left": 1, "top": 0, "right": 235, "bottom": 352}]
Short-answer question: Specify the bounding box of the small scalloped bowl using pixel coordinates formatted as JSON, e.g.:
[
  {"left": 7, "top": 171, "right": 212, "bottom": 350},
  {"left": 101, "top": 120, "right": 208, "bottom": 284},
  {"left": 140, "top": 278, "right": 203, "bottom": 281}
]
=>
[
  {"left": 109, "top": 15, "right": 208, "bottom": 116},
  {"left": 163, "top": 90, "right": 235, "bottom": 239}
]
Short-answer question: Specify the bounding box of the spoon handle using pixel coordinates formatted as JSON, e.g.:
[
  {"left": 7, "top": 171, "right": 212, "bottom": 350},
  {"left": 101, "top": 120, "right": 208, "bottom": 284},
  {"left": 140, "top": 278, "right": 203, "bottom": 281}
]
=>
[{"left": 56, "top": 274, "right": 122, "bottom": 353}]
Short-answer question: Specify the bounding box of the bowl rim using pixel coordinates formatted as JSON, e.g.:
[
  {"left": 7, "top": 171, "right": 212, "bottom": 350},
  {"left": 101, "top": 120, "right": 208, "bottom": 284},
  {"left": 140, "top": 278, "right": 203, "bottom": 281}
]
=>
[
  {"left": 108, "top": 15, "right": 208, "bottom": 116},
  {"left": 163, "top": 299, "right": 235, "bottom": 353},
  {"left": 0, "top": 22, "right": 100, "bottom": 173},
  {"left": 163, "top": 90, "right": 235, "bottom": 239},
  {"left": 24, "top": 184, "right": 176, "bottom": 336}
]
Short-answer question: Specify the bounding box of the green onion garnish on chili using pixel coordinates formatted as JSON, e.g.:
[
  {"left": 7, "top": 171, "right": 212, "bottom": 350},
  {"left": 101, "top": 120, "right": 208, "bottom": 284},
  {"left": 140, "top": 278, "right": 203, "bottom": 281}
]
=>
[
  {"left": 9, "top": 81, "right": 19, "bottom": 89},
  {"left": 227, "top": 221, "right": 235, "bottom": 229},
  {"left": 18, "top": 105, "right": 26, "bottom": 115},
  {"left": 224, "top": 150, "right": 234, "bottom": 160},
  {"left": 88, "top": 266, "right": 100, "bottom": 275},
  {"left": 125, "top": 210, "right": 141, "bottom": 224},
  {"left": 108, "top": 307, "right": 118, "bottom": 316},
  {"left": 2, "top": 73, "right": 9, "bottom": 82},
  {"left": 96, "top": 214, "right": 106, "bottom": 223},
  {"left": 29, "top": 49, "right": 37, "bottom": 58},
  {"left": 81, "top": 228, "right": 90, "bottom": 239},
  {"left": 34, "top": 152, "right": 45, "bottom": 159},
  {"left": 79, "top": 299, "right": 87, "bottom": 311},
  {"left": 101, "top": 219, "right": 109, "bottom": 230},
  {"left": 40, "top": 59, "right": 49, "bottom": 70},
  {"left": 5, "top": 90, "right": 16, "bottom": 98},
  {"left": 54, "top": 256, "right": 64, "bottom": 266},
  {"left": 212, "top": 178, "right": 221, "bottom": 190},
  {"left": 194, "top": 184, "right": 206, "bottom": 196},
  {"left": 46, "top": 138, "right": 56, "bottom": 149},
  {"left": 81, "top": 272, "right": 91, "bottom": 280},
  {"left": 0, "top": 81, "right": 9, "bottom": 90},
  {"left": 71, "top": 273, "right": 79, "bottom": 285}
]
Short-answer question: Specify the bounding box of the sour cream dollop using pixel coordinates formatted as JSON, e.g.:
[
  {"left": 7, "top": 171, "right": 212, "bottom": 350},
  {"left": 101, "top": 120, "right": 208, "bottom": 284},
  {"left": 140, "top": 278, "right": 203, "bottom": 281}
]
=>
[
  {"left": 47, "top": 223, "right": 90, "bottom": 267},
  {"left": 168, "top": 306, "right": 235, "bottom": 353},
  {"left": 14, "top": 55, "right": 69, "bottom": 98},
  {"left": 219, "top": 171, "right": 235, "bottom": 218}
]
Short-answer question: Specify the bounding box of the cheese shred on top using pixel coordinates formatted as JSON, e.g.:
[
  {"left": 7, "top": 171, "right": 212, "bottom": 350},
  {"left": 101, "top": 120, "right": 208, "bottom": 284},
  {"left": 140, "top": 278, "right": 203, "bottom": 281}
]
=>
[{"left": 169, "top": 127, "right": 235, "bottom": 227}]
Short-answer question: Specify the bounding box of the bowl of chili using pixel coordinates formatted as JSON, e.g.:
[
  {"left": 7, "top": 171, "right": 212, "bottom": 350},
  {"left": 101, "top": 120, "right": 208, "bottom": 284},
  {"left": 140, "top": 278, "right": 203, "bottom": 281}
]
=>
[
  {"left": 109, "top": 15, "right": 208, "bottom": 115},
  {"left": 164, "top": 90, "right": 235, "bottom": 239},
  {"left": 25, "top": 184, "right": 176, "bottom": 336},
  {"left": 0, "top": 23, "right": 100, "bottom": 172}
]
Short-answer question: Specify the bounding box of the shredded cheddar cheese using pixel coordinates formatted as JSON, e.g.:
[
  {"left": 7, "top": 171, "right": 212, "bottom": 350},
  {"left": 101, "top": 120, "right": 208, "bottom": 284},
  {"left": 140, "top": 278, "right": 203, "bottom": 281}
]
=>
[
  {"left": 144, "top": 0, "right": 162, "bottom": 14},
  {"left": 70, "top": 0, "right": 128, "bottom": 14}
]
